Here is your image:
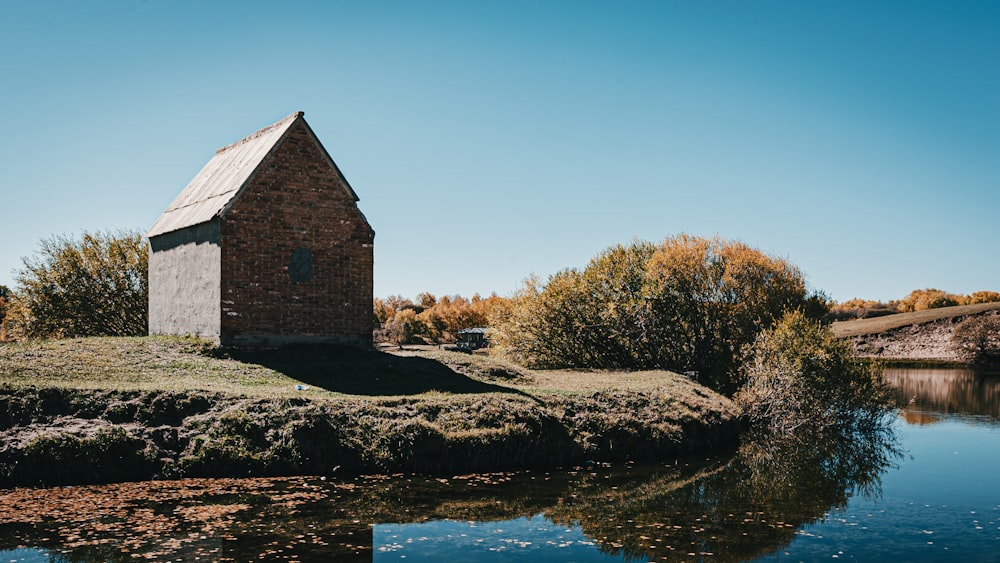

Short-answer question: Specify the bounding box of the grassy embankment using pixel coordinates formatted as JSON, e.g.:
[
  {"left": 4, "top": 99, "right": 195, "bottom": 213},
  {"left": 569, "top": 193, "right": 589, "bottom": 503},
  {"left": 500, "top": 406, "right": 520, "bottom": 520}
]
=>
[{"left": 0, "top": 337, "right": 739, "bottom": 487}]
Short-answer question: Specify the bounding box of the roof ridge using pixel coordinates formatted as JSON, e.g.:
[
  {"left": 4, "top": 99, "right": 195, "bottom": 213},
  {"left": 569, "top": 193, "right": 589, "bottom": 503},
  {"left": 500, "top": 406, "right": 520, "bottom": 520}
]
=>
[{"left": 215, "top": 111, "right": 304, "bottom": 155}]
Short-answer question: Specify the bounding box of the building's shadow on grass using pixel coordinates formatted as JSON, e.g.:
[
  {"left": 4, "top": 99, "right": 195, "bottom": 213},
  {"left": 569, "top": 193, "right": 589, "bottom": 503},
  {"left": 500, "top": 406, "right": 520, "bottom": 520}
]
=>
[{"left": 226, "top": 345, "right": 522, "bottom": 396}]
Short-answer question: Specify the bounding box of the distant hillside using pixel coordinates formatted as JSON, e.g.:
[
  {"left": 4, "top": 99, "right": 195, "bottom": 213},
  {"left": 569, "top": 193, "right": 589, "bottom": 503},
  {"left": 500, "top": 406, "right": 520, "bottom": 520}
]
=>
[
  {"left": 832, "top": 302, "right": 1000, "bottom": 363},
  {"left": 831, "top": 302, "right": 1000, "bottom": 338}
]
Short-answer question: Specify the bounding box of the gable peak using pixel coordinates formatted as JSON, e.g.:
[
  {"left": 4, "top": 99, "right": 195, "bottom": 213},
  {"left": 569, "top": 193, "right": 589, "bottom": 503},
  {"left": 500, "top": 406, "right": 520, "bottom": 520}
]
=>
[{"left": 215, "top": 111, "right": 305, "bottom": 155}]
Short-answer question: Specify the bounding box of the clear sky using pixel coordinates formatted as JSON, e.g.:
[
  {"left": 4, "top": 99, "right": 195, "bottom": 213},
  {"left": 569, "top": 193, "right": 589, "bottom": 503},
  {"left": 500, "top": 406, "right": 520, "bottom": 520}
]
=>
[{"left": 1, "top": 0, "right": 997, "bottom": 303}]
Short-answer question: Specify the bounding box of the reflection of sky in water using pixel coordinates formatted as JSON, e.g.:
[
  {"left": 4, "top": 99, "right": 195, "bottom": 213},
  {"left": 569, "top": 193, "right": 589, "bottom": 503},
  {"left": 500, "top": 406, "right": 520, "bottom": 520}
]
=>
[
  {"left": 375, "top": 515, "right": 621, "bottom": 562},
  {"left": 0, "top": 548, "right": 48, "bottom": 562},
  {"left": 752, "top": 413, "right": 1000, "bottom": 562},
  {"left": 371, "top": 370, "right": 1000, "bottom": 563}
]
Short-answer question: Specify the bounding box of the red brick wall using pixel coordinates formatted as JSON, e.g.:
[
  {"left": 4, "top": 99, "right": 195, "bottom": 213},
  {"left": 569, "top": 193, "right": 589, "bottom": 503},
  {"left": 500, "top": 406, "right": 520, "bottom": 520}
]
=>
[{"left": 218, "top": 120, "right": 374, "bottom": 346}]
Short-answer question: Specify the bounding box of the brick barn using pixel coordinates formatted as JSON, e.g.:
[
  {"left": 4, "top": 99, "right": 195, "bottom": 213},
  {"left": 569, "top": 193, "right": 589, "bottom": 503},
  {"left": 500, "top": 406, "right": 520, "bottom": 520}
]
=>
[{"left": 146, "top": 111, "right": 375, "bottom": 347}]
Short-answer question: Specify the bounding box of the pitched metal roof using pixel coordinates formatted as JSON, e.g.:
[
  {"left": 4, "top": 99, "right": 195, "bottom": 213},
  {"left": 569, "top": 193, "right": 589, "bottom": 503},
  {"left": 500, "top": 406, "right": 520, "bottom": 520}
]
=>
[{"left": 147, "top": 111, "right": 357, "bottom": 238}]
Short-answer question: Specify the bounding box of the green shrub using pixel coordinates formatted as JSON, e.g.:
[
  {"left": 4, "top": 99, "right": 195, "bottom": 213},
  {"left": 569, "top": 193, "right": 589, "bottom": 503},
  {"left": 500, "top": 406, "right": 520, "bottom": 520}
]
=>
[
  {"left": 5, "top": 230, "right": 147, "bottom": 339},
  {"left": 951, "top": 314, "right": 1000, "bottom": 366},
  {"left": 367, "top": 418, "right": 449, "bottom": 473},
  {"left": 735, "top": 311, "right": 894, "bottom": 437},
  {"left": 176, "top": 409, "right": 297, "bottom": 477}
]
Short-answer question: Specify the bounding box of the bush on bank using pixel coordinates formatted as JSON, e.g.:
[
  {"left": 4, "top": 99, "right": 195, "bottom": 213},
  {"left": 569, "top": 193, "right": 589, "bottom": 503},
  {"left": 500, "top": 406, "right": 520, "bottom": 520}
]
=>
[{"left": 735, "top": 311, "right": 894, "bottom": 438}]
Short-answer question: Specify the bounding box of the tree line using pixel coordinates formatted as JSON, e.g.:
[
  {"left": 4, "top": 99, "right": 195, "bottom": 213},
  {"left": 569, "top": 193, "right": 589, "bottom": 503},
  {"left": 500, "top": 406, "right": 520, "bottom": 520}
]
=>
[
  {"left": 373, "top": 292, "right": 508, "bottom": 347},
  {"left": 6, "top": 227, "right": 990, "bottom": 434},
  {"left": 487, "top": 235, "right": 830, "bottom": 394},
  {"left": 2, "top": 230, "right": 906, "bottom": 436},
  {"left": 4, "top": 230, "right": 996, "bottom": 372},
  {"left": 830, "top": 288, "right": 1000, "bottom": 320}
]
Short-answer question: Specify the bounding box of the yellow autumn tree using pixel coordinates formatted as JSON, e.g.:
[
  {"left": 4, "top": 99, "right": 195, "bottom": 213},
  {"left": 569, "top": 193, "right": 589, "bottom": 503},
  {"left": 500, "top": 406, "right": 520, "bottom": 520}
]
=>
[
  {"left": 374, "top": 293, "right": 508, "bottom": 345},
  {"left": 490, "top": 241, "right": 657, "bottom": 369},
  {"left": 492, "top": 235, "right": 822, "bottom": 393},
  {"left": 963, "top": 291, "right": 1000, "bottom": 305},
  {"left": 895, "top": 288, "right": 962, "bottom": 312}
]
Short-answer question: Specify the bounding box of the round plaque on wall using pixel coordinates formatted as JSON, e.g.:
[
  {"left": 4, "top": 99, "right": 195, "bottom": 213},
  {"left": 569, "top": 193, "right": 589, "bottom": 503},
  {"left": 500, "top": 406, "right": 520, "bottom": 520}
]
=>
[{"left": 288, "top": 246, "right": 313, "bottom": 282}]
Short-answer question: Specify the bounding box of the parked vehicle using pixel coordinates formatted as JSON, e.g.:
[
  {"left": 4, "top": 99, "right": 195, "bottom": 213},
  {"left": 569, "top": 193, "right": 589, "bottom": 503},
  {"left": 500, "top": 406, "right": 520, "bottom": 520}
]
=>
[{"left": 444, "top": 327, "right": 490, "bottom": 353}]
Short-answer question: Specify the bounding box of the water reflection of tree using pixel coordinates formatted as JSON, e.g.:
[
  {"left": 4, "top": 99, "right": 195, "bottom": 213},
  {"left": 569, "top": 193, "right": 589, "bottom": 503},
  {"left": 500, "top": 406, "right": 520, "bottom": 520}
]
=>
[
  {"left": 901, "top": 409, "right": 942, "bottom": 426},
  {"left": 544, "top": 428, "right": 901, "bottom": 562},
  {"left": 886, "top": 368, "right": 1000, "bottom": 419},
  {"left": 0, "top": 430, "right": 899, "bottom": 563}
]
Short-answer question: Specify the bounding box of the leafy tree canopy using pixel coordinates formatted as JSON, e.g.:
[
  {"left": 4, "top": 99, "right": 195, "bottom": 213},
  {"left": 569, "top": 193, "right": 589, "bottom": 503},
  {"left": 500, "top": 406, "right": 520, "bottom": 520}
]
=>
[
  {"left": 490, "top": 235, "right": 826, "bottom": 393},
  {"left": 374, "top": 293, "right": 506, "bottom": 346},
  {"left": 5, "top": 230, "right": 148, "bottom": 339},
  {"left": 736, "top": 310, "right": 894, "bottom": 437}
]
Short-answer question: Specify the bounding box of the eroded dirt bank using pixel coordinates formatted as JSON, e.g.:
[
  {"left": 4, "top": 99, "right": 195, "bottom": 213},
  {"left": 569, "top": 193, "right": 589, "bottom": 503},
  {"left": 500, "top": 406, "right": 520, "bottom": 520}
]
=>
[
  {"left": 848, "top": 309, "right": 1000, "bottom": 363},
  {"left": 0, "top": 386, "right": 740, "bottom": 488}
]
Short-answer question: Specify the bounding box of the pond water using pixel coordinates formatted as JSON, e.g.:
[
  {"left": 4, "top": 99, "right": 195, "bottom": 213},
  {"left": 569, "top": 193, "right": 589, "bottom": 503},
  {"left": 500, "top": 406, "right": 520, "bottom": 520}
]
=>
[{"left": 2, "top": 368, "right": 999, "bottom": 562}]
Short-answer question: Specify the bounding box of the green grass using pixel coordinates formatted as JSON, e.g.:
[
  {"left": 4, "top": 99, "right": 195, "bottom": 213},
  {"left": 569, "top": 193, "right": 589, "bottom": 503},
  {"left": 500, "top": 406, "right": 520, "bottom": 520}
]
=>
[
  {"left": 0, "top": 336, "right": 299, "bottom": 396},
  {"left": 0, "top": 336, "right": 722, "bottom": 412},
  {"left": 0, "top": 336, "right": 735, "bottom": 440},
  {"left": 831, "top": 302, "right": 1000, "bottom": 338}
]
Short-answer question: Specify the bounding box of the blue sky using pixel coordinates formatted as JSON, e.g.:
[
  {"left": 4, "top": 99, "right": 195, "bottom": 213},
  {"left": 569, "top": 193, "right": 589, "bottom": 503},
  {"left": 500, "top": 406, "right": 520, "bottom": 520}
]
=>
[{"left": 1, "top": 0, "right": 997, "bottom": 303}]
